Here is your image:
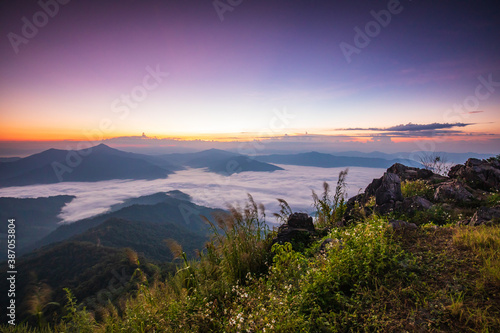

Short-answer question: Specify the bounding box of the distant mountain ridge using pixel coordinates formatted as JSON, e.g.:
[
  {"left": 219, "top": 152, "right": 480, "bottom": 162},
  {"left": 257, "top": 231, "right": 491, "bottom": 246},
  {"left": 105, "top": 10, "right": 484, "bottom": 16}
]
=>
[
  {"left": 0, "top": 145, "right": 283, "bottom": 187},
  {"left": 334, "top": 151, "right": 494, "bottom": 164},
  {"left": 0, "top": 144, "right": 174, "bottom": 187},
  {"left": 255, "top": 151, "right": 422, "bottom": 168},
  {"left": 162, "top": 148, "right": 284, "bottom": 175}
]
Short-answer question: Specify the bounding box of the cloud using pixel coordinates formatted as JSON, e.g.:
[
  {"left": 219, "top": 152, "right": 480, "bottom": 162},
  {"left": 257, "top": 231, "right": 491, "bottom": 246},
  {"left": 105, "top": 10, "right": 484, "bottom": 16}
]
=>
[
  {"left": 0, "top": 166, "right": 384, "bottom": 225},
  {"left": 341, "top": 122, "right": 474, "bottom": 132}
]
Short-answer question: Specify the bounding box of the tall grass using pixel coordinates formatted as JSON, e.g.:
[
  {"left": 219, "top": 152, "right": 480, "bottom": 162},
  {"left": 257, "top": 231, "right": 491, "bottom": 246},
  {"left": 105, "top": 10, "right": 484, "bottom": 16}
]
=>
[
  {"left": 203, "top": 194, "right": 271, "bottom": 286},
  {"left": 453, "top": 225, "right": 500, "bottom": 285},
  {"left": 312, "top": 169, "right": 348, "bottom": 228}
]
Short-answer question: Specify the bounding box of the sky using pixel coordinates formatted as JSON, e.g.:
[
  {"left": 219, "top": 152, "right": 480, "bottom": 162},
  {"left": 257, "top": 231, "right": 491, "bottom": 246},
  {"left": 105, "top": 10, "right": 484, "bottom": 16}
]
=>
[{"left": 1, "top": 0, "right": 500, "bottom": 155}]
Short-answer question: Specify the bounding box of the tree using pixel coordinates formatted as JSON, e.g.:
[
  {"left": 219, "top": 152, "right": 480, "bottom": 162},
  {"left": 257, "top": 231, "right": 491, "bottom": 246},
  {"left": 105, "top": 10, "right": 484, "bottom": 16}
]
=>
[{"left": 419, "top": 153, "right": 453, "bottom": 176}]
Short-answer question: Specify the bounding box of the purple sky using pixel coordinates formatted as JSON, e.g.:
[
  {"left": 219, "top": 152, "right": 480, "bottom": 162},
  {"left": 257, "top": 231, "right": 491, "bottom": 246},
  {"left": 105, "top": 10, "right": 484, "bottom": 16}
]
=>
[{"left": 1, "top": 0, "right": 499, "bottom": 155}]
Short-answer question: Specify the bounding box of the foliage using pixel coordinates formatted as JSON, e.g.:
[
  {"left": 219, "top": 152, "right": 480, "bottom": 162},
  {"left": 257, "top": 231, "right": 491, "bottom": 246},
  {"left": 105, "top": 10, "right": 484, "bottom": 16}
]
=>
[
  {"left": 273, "top": 198, "right": 293, "bottom": 224},
  {"left": 312, "top": 169, "right": 348, "bottom": 228},
  {"left": 203, "top": 194, "right": 271, "bottom": 286},
  {"left": 60, "top": 288, "right": 96, "bottom": 332},
  {"left": 401, "top": 179, "right": 434, "bottom": 200},
  {"left": 487, "top": 190, "right": 500, "bottom": 206}
]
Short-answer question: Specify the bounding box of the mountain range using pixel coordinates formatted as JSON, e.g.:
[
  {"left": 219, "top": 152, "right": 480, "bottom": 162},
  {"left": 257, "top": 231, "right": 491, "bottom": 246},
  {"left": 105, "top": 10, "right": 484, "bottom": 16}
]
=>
[
  {"left": 2, "top": 144, "right": 466, "bottom": 188},
  {"left": 0, "top": 144, "right": 282, "bottom": 187},
  {"left": 255, "top": 151, "right": 422, "bottom": 168},
  {"left": 22, "top": 191, "right": 222, "bottom": 256}
]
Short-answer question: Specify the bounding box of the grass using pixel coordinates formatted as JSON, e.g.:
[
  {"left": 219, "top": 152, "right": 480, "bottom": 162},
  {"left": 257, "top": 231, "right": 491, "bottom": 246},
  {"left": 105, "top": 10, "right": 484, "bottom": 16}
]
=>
[
  {"left": 312, "top": 169, "right": 348, "bottom": 229},
  {"left": 453, "top": 225, "right": 500, "bottom": 285}
]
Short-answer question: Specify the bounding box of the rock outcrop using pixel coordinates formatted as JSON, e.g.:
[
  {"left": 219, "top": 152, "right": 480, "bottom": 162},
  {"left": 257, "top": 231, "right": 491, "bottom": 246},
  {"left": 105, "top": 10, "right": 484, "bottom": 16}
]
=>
[
  {"left": 389, "top": 220, "right": 418, "bottom": 231},
  {"left": 402, "top": 196, "right": 433, "bottom": 214},
  {"left": 365, "top": 172, "right": 404, "bottom": 214},
  {"left": 449, "top": 158, "right": 500, "bottom": 192},
  {"left": 341, "top": 157, "right": 499, "bottom": 227},
  {"left": 387, "top": 163, "right": 447, "bottom": 183},
  {"left": 465, "top": 206, "right": 500, "bottom": 226},
  {"left": 272, "top": 213, "right": 315, "bottom": 247},
  {"left": 433, "top": 180, "right": 474, "bottom": 203}
]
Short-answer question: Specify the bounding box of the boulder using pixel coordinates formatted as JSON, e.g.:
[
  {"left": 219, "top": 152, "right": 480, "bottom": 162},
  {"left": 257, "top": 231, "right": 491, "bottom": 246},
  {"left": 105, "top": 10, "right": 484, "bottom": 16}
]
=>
[
  {"left": 402, "top": 196, "right": 433, "bottom": 214},
  {"left": 286, "top": 212, "right": 314, "bottom": 231},
  {"left": 387, "top": 163, "right": 447, "bottom": 183},
  {"left": 272, "top": 213, "right": 315, "bottom": 247},
  {"left": 433, "top": 180, "right": 474, "bottom": 203},
  {"left": 376, "top": 173, "right": 404, "bottom": 205},
  {"left": 389, "top": 220, "right": 418, "bottom": 231},
  {"left": 468, "top": 206, "right": 500, "bottom": 226},
  {"left": 364, "top": 172, "right": 405, "bottom": 214},
  {"left": 448, "top": 158, "right": 500, "bottom": 192},
  {"left": 368, "top": 173, "right": 403, "bottom": 214}
]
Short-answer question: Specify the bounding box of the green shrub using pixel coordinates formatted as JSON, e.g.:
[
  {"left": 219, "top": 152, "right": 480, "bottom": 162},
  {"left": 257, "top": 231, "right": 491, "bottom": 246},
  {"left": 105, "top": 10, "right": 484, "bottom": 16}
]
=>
[
  {"left": 299, "top": 218, "right": 416, "bottom": 329},
  {"left": 487, "top": 190, "right": 500, "bottom": 206},
  {"left": 401, "top": 179, "right": 434, "bottom": 200}
]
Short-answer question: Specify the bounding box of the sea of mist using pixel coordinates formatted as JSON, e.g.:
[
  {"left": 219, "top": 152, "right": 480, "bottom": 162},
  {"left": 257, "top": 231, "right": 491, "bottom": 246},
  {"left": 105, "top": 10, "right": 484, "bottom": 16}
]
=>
[{"left": 0, "top": 165, "right": 384, "bottom": 224}]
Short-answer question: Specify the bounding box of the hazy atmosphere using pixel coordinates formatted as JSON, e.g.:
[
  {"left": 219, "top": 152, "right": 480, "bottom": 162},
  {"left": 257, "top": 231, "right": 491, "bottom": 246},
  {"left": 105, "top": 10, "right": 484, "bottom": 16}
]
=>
[{"left": 1, "top": 1, "right": 500, "bottom": 331}]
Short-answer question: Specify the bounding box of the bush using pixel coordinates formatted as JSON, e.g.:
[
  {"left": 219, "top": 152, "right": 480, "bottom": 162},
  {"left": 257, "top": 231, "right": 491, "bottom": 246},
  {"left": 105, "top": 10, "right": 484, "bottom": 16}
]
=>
[
  {"left": 299, "top": 218, "right": 416, "bottom": 328},
  {"left": 401, "top": 179, "right": 434, "bottom": 200}
]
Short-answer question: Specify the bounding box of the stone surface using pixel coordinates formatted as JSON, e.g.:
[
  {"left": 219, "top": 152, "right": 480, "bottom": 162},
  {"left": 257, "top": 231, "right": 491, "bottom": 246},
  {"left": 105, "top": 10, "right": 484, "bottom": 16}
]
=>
[
  {"left": 272, "top": 213, "right": 315, "bottom": 246},
  {"left": 433, "top": 180, "right": 474, "bottom": 203},
  {"left": 468, "top": 206, "right": 500, "bottom": 226},
  {"left": 448, "top": 158, "right": 500, "bottom": 192},
  {"left": 389, "top": 220, "right": 418, "bottom": 231},
  {"left": 286, "top": 212, "right": 314, "bottom": 231},
  {"left": 387, "top": 163, "right": 447, "bottom": 183},
  {"left": 402, "top": 196, "right": 433, "bottom": 214}
]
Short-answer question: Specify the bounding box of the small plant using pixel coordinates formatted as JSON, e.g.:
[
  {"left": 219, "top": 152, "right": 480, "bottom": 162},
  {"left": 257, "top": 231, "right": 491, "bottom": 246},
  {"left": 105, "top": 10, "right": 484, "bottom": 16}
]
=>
[
  {"left": 401, "top": 179, "right": 434, "bottom": 200},
  {"left": 447, "top": 291, "right": 465, "bottom": 318},
  {"left": 61, "top": 288, "right": 96, "bottom": 333},
  {"left": 486, "top": 190, "right": 500, "bottom": 206},
  {"left": 268, "top": 242, "right": 308, "bottom": 287},
  {"left": 312, "top": 169, "right": 348, "bottom": 228}
]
